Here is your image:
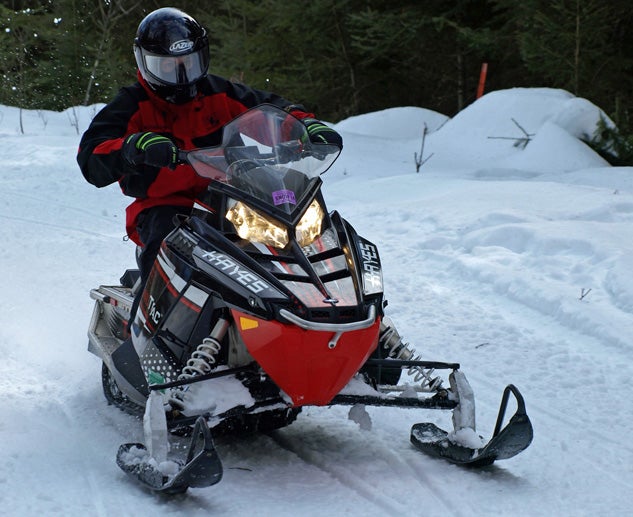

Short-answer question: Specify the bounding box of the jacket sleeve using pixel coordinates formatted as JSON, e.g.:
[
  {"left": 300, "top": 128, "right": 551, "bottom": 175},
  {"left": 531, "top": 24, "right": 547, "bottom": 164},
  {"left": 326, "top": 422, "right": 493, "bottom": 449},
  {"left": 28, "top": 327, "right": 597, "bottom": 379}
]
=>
[{"left": 76, "top": 87, "right": 140, "bottom": 188}]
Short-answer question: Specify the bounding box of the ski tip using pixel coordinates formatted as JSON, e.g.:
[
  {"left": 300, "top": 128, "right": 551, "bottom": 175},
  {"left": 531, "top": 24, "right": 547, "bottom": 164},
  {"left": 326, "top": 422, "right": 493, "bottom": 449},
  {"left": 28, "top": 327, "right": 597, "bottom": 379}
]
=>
[
  {"left": 116, "top": 443, "right": 179, "bottom": 492},
  {"left": 115, "top": 418, "right": 224, "bottom": 494}
]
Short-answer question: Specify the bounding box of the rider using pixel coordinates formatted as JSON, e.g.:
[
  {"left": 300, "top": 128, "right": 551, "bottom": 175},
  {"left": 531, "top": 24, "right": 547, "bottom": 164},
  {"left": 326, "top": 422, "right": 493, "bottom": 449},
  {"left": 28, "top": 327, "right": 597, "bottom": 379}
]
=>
[{"left": 77, "top": 7, "right": 342, "bottom": 322}]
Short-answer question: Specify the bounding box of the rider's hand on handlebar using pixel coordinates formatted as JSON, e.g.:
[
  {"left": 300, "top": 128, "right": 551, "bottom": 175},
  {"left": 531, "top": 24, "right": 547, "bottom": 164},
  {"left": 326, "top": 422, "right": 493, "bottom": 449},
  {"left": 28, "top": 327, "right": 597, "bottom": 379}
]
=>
[
  {"left": 274, "top": 140, "right": 304, "bottom": 163},
  {"left": 303, "top": 119, "right": 343, "bottom": 149},
  {"left": 122, "top": 132, "right": 178, "bottom": 170}
]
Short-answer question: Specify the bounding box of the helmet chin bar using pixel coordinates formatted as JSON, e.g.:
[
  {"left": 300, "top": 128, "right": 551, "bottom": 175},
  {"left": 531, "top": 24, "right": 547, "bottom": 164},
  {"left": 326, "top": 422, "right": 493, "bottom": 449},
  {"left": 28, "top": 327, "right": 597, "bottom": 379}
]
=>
[
  {"left": 143, "top": 76, "right": 202, "bottom": 104},
  {"left": 162, "top": 82, "right": 200, "bottom": 104}
]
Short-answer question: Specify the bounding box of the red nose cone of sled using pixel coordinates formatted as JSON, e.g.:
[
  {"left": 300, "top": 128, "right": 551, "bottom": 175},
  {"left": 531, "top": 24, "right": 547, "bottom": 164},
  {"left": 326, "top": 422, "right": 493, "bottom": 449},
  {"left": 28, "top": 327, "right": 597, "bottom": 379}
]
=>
[{"left": 232, "top": 310, "right": 380, "bottom": 406}]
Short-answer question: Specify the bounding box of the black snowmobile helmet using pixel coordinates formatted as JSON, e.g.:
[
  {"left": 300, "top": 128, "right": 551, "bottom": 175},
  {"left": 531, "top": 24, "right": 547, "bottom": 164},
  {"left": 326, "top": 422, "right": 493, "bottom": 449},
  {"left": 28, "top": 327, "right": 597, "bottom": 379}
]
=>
[{"left": 134, "top": 7, "right": 210, "bottom": 104}]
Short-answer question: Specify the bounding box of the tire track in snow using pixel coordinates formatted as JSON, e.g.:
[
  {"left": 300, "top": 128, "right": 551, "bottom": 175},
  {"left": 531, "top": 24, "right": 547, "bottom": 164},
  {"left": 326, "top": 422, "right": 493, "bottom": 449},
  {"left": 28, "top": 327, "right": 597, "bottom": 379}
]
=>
[
  {"left": 411, "top": 266, "right": 633, "bottom": 493},
  {"left": 471, "top": 373, "right": 633, "bottom": 493},
  {"left": 473, "top": 370, "right": 633, "bottom": 459},
  {"left": 51, "top": 394, "right": 111, "bottom": 517},
  {"left": 372, "top": 442, "right": 470, "bottom": 517},
  {"left": 392, "top": 248, "right": 633, "bottom": 456},
  {"left": 268, "top": 429, "right": 411, "bottom": 515},
  {"left": 1, "top": 369, "right": 113, "bottom": 517},
  {"left": 450, "top": 285, "right": 633, "bottom": 464},
  {"left": 215, "top": 432, "right": 399, "bottom": 513},
  {"left": 0, "top": 189, "right": 122, "bottom": 223},
  {"left": 382, "top": 244, "right": 633, "bottom": 500},
  {"left": 0, "top": 212, "right": 119, "bottom": 239}
]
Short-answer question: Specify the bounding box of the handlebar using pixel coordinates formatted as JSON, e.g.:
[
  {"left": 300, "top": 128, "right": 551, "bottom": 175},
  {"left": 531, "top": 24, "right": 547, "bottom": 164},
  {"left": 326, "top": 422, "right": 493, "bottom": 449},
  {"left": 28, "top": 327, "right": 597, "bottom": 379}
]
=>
[
  {"left": 177, "top": 140, "right": 321, "bottom": 169},
  {"left": 177, "top": 149, "right": 190, "bottom": 165}
]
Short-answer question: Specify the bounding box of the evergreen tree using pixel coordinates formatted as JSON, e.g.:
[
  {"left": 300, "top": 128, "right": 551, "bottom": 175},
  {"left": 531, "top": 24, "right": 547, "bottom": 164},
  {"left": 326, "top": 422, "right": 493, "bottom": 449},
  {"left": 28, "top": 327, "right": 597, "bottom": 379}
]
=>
[
  {"left": 0, "top": 0, "right": 630, "bottom": 144},
  {"left": 492, "top": 0, "right": 633, "bottom": 131},
  {"left": 79, "top": 0, "right": 142, "bottom": 105},
  {"left": 203, "top": 0, "right": 361, "bottom": 120},
  {"left": 0, "top": 2, "right": 55, "bottom": 109}
]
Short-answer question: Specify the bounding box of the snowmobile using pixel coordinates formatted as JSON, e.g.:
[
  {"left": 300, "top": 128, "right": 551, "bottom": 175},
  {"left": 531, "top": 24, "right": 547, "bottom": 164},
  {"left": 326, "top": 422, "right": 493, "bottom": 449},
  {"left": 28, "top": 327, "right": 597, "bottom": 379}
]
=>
[{"left": 87, "top": 104, "right": 533, "bottom": 494}]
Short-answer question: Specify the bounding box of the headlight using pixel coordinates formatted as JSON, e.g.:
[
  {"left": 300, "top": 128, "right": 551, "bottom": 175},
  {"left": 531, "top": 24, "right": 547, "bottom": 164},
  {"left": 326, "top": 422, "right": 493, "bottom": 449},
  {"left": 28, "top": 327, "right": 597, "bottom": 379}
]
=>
[
  {"left": 225, "top": 199, "right": 324, "bottom": 249},
  {"left": 226, "top": 200, "right": 289, "bottom": 248},
  {"left": 296, "top": 199, "right": 324, "bottom": 247}
]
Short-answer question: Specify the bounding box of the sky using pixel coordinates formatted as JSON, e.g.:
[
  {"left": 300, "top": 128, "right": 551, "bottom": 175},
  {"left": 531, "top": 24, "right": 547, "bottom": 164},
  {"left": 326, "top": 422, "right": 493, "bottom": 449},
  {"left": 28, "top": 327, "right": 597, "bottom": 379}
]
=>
[{"left": 0, "top": 87, "right": 632, "bottom": 516}]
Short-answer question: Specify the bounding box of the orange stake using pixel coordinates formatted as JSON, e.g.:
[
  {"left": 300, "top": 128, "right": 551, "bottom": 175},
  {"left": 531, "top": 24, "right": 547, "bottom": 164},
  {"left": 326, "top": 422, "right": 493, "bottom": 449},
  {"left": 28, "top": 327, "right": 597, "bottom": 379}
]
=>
[{"left": 477, "top": 62, "right": 488, "bottom": 99}]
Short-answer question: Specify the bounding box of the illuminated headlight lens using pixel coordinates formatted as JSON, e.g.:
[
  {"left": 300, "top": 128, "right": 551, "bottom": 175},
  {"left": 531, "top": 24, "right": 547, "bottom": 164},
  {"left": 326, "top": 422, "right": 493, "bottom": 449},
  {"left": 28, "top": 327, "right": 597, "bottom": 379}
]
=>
[
  {"left": 226, "top": 200, "right": 289, "bottom": 248},
  {"left": 296, "top": 200, "right": 324, "bottom": 247}
]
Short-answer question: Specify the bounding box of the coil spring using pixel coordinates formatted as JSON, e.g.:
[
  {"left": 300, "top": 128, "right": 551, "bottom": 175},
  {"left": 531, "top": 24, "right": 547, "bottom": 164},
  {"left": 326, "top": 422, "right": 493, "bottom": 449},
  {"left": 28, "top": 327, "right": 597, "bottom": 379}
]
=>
[
  {"left": 178, "top": 337, "right": 222, "bottom": 380},
  {"left": 169, "top": 318, "right": 229, "bottom": 410},
  {"left": 380, "top": 320, "right": 443, "bottom": 392}
]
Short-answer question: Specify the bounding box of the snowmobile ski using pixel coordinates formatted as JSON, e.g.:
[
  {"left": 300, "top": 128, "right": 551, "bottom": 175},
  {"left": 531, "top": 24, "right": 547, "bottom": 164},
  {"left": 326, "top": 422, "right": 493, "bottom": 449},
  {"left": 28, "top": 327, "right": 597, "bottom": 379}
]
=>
[
  {"left": 116, "top": 416, "right": 222, "bottom": 494},
  {"left": 410, "top": 384, "right": 533, "bottom": 467}
]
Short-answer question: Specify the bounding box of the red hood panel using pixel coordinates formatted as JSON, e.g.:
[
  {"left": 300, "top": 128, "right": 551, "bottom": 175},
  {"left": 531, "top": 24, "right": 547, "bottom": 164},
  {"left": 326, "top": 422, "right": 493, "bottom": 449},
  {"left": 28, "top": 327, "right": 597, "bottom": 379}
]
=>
[{"left": 232, "top": 310, "right": 380, "bottom": 406}]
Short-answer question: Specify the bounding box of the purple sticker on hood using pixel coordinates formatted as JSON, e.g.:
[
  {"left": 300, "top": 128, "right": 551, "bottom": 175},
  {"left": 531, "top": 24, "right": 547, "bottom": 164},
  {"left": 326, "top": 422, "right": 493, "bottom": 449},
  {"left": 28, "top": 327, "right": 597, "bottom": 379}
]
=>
[{"left": 272, "top": 189, "right": 297, "bottom": 205}]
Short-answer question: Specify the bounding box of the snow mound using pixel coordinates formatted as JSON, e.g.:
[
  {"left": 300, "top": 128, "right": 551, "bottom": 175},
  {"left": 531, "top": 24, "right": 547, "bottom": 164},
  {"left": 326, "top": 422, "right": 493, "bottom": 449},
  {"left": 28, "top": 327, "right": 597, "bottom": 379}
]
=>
[
  {"left": 550, "top": 96, "right": 613, "bottom": 140},
  {"left": 427, "top": 88, "right": 609, "bottom": 169},
  {"left": 335, "top": 106, "right": 448, "bottom": 140},
  {"left": 498, "top": 120, "right": 609, "bottom": 172}
]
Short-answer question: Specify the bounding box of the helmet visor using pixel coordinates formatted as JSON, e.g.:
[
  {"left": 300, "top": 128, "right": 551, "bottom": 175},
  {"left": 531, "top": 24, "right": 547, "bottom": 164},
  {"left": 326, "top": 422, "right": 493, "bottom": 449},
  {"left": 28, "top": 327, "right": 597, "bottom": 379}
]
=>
[{"left": 142, "top": 48, "right": 208, "bottom": 86}]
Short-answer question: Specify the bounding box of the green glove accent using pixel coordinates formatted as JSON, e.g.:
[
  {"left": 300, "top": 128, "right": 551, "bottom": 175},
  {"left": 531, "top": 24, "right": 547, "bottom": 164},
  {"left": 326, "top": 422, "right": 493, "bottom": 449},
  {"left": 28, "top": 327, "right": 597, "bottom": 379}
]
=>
[
  {"left": 123, "top": 132, "right": 178, "bottom": 169},
  {"left": 303, "top": 118, "right": 343, "bottom": 148}
]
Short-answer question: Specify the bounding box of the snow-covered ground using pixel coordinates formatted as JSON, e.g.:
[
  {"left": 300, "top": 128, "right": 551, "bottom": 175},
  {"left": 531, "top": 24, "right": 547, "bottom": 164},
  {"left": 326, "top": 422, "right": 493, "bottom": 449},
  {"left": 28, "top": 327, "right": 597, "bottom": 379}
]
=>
[{"left": 1, "top": 88, "right": 632, "bottom": 516}]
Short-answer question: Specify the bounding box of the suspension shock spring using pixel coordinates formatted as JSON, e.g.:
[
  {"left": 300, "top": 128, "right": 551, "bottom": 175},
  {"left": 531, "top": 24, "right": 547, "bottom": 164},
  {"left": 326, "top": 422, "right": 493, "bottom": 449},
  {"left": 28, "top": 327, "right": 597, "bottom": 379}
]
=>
[
  {"left": 178, "top": 336, "right": 222, "bottom": 379},
  {"left": 380, "top": 318, "right": 443, "bottom": 392},
  {"left": 169, "top": 318, "right": 230, "bottom": 410}
]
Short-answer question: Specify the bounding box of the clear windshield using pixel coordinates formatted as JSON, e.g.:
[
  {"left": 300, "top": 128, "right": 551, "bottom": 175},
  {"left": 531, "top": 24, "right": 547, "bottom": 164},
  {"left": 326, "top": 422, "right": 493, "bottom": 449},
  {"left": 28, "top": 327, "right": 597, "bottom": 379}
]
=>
[{"left": 186, "top": 105, "right": 341, "bottom": 214}]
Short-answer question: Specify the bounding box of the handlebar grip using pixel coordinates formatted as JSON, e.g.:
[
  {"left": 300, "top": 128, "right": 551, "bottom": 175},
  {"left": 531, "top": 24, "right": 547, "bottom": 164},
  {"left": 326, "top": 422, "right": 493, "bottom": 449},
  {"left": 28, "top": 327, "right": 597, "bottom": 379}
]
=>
[{"left": 177, "top": 149, "right": 188, "bottom": 165}]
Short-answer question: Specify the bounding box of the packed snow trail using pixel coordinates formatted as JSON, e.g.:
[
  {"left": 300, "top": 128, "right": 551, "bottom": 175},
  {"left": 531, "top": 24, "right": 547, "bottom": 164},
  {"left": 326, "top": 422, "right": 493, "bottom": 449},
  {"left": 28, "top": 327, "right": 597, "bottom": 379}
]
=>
[{"left": 1, "top": 90, "right": 633, "bottom": 515}]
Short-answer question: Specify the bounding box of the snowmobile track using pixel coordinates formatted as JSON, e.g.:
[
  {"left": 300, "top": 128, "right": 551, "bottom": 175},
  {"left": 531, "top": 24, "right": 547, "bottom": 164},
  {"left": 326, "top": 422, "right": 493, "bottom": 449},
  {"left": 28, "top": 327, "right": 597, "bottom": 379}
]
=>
[
  {"left": 375, "top": 439, "right": 470, "bottom": 516},
  {"left": 44, "top": 390, "right": 112, "bottom": 514},
  {"left": 268, "top": 429, "right": 414, "bottom": 515}
]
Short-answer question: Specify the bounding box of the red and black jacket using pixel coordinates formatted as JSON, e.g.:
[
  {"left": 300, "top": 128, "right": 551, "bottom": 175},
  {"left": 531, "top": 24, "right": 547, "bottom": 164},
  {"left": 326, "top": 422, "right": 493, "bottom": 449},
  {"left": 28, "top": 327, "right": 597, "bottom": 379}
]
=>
[{"left": 77, "top": 73, "right": 312, "bottom": 244}]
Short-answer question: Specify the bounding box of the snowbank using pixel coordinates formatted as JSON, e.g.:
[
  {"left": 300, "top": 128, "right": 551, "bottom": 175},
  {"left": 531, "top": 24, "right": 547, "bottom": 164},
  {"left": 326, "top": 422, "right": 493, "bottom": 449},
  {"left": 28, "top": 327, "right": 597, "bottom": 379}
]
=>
[
  {"left": 0, "top": 103, "right": 104, "bottom": 136},
  {"left": 335, "top": 106, "right": 449, "bottom": 139},
  {"left": 426, "top": 88, "right": 609, "bottom": 170}
]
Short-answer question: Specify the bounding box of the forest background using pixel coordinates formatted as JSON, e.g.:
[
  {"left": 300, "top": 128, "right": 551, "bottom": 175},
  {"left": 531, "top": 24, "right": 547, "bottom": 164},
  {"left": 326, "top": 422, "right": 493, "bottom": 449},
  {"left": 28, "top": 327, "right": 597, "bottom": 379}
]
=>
[{"left": 1, "top": 0, "right": 632, "bottom": 158}]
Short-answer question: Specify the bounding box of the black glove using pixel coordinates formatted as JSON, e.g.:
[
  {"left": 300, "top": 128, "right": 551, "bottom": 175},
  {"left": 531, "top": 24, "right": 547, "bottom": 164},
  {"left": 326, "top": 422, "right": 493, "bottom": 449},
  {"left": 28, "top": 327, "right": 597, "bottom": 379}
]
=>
[
  {"left": 122, "top": 132, "right": 177, "bottom": 170},
  {"left": 303, "top": 118, "right": 343, "bottom": 148}
]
